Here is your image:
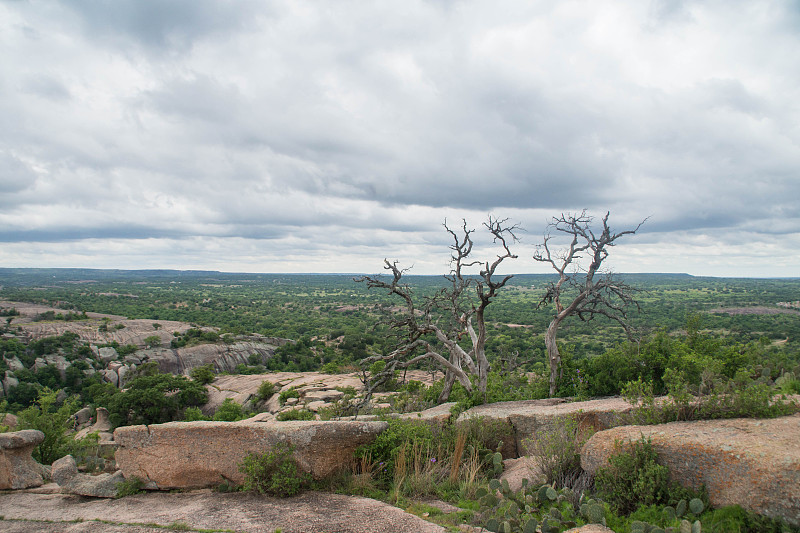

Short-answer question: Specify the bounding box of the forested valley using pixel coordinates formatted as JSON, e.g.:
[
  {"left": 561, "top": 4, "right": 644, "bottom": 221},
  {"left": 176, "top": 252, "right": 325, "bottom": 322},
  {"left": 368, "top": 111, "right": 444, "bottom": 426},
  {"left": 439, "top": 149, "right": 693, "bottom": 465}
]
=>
[{"left": 1, "top": 268, "right": 799, "bottom": 412}]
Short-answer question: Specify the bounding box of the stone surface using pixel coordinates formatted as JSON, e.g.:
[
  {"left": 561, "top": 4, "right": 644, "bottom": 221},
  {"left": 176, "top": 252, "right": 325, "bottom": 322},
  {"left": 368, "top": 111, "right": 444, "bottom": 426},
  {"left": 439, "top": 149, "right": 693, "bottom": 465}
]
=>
[
  {"left": 0, "top": 490, "right": 448, "bottom": 533},
  {"left": 1, "top": 412, "right": 18, "bottom": 430},
  {"left": 563, "top": 526, "right": 615, "bottom": 533},
  {"left": 399, "top": 402, "right": 456, "bottom": 426},
  {"left": 0, "top": 429, "right": 45, "bottom": 490},
  {"left": 97, "top": 347, "right": 119, "bottom": 363},
  {"left": 581, "top": 414, "right": 800, "bottom": 527},
  {"left": 73, "top": 407, "right": 92, "bottom": 426},
  {"left": 74, "top": 407, "right": 113, "bottom": 440},
  {"left": 457, "top": 397, "right": 634, "bottom": 458},
  {"left": 51, "top": 454, "right": 79, "bottom": 486},
  {"left": 500, "top": 456, "right": 545, "bottom": 493},
  {"left": 114, "top": 420, "right": 388, "bottom": 489},
  {"left": 52, "top": 454, "right": 128, "bottom": 498}
]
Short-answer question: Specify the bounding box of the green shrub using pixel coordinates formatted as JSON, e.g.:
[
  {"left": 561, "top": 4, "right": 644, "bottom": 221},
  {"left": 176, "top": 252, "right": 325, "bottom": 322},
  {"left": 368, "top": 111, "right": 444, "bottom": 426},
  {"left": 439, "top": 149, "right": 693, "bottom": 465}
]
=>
[
  {"left": 16, "top": 388, "right": 81, "bottom": 464},
  {"left": 116, "top": 476, "right": 146, "bottom": 498},
  {"left": 239, "top": 443, "right": 310, "bottom": 497},
  {"left": 107, "top": 363, "right": 208, "bottom": 426},
  {"left": 594, "top": 436, "right": 696, "bottom": 514},
  {"left": 279, "top": 386, "right": 300, "bottom": 405},
  {"left": 213, "top": 398, "right": 248, "bottom": 421},
  {"left": 182, "top": 406, "right": 207, "bottom": 421},
  {"left": 276, "top": 408, "right": 315, "bottom": 421},
  {"left": 189, "top": 364, "right": 216, "bottom": 385},
  {"left": 524, "top": 415, "right": 592, "bottom": 489},
  {"left": 256, "top": 380, "right": 276, "bottom": 403}
]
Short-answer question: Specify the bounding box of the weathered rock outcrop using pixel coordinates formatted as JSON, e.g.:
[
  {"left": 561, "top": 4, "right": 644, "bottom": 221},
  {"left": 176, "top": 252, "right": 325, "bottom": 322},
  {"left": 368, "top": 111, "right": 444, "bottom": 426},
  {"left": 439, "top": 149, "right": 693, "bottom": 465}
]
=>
[
  {"left": 139, "top": 341, "right": 278, "bottom": 375},
  {"left": 0, "top": 429, "right": 45, "bottom": 490},
  {"left": 114, "top": 420, "right": 388, "bottom": 489},
  {"left": 581, "top": 414, "right": 800, "bottom": 527},
  {"left": 457, "top": 397, "right": 634, "bottom": 458},
  {"left": 51, "top": 454, "right": 124, "bottom": 498}
]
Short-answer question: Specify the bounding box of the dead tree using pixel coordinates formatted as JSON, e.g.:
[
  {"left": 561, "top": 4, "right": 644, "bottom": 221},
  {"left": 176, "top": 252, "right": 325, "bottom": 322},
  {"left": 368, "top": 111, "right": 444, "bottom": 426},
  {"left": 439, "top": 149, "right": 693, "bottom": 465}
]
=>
[
  {"left": 356, "top": 217, "right": 518, "bottom": 403},
  {"left": 533, "top": 211, "right": 645, "bottom": 397}
]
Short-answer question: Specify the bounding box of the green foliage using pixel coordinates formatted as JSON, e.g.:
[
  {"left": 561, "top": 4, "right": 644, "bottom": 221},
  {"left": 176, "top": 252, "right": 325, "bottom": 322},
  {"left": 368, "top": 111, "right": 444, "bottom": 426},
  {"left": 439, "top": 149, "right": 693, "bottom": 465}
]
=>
[
  {"left": 276, "top": 408, "right": 315, "bottom": 421},
  {"left": 115, "top": 476, "right": 146, "bottom": 498},
  {"left": 182, "top": 406, "right": 207, "bottom": 421},
  {"left": 278, "top": 386, "right": 300, "bottom": 405},
  {"left": 594, "top": 436, "right": 697, "bottom": 515},
  {"left": 16, "top": 388, "right": 81, "bottom": 464},
  {"left": 525, "top": 415, "right": 592, "bottom": 488},
  {"left": 238, "top": 442, "right": 311, "bottom": 497},
  {"left": 189, "top": 364, "right": 216, "bottom": 385},
  {"left": 107, "top": 363, "right": 208, "bottom": 426},
  {"left": 143, "top": 335, "right": 162, "bottom": 348},
  {"left": 256, "top": 380, "right": 276, "bottom": 403},
  {"left": 213, "top": 398, "right": 248, "bottom": 421}
]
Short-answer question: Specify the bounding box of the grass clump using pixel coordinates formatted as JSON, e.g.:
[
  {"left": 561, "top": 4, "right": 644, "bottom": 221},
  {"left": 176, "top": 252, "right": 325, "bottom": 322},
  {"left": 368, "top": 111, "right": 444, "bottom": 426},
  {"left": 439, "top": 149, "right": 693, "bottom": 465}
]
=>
[
  {"left": 276, "top": 408, "right": 315, "bottom": 421},
  {"left": 116, "top": 476, "right": 147, "bottom": 498}
]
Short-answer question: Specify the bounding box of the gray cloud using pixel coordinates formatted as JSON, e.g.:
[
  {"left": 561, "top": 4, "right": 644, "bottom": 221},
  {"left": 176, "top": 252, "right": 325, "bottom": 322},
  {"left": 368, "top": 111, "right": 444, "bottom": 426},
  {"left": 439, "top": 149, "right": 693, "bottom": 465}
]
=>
[{"left": 1, "top": 1, "right": 799, "bottom": 275}]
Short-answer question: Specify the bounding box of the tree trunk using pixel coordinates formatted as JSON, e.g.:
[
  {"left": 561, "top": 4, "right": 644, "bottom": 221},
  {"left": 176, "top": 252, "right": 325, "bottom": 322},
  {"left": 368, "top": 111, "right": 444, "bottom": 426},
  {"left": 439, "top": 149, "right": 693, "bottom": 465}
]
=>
[
  {"left": 438, "top": 369, "right": 457, "bottom": 402},
  {"left": 545, "top": 317, "right": 561, "bottom": 397}
]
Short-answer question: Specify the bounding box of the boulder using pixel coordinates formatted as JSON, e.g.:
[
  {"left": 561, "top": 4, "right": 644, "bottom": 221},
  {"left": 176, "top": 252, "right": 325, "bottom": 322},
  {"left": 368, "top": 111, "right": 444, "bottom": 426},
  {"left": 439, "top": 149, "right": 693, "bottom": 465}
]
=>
[
  {"left": 581, "top": 414, "right": 800, "bottom": 527},
  {"left": 73, "top": 407, "right": 92, "bottom": 427},
  {"left": 116, "top": 364, "right": 131, "bottom": 385},
  {"left": 564, "top": 526, "right": 615, "bottom": 533},
  {"left": 51, "top": 454, "right": 124, "bottom": 498},
  {"left": 3, "top": 370, "right": 19, "bottom": 394},
  {"left": 399, "top": 402, "right": 456, "bottom": 426},
  {"left": 500, "top": 456, "right": 545, "bottom": 493},
  {"left": 304, "top": 389, "right": 345, "bottom": 402},
  {"left": 1, "top": 412, "right": 18, "bottom": 430},
  {"left": 0, "top": 429, "right": 45, "bottom": 490},
  {"left": 101, "top": 369, "right": 119, "bottom": 387},
  {"left": 74, "top": 408, "right": 113, "bottom": 440},
  {"left": 5, "top": 355, "right": 24, "bottom": 372},
  {"left": 457, "top": 397, "right": 634, "bottom": 458},
  {"left": 114, "top": 420, "right": 388, "bottom": 490},
  {"left": 51, "top": 454, "right": 79, "bottom": 486},
  {"left": 44, "top": 354, "right": 70, "bottom": 381},
  {"left": 97, "top": 347, "right": 119, "bottom": 363},
  {"left": 140, "top": 341, "right": 278, "bottom": 375}
]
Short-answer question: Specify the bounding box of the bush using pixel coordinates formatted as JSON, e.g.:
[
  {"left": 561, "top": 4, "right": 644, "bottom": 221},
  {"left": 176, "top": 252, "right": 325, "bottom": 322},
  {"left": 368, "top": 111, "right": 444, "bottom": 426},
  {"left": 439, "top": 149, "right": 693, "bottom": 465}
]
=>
[
  {"left": 276, "top": 408, "right": 315, "bottom": 421},
  {"left": 190, "top": 364, "right": 216, "bottom": 385},
  {"left": 213, "top": 398, "right": 248, "bottom": 421},
  {"left": 279, "top": 386, "right": 300, "bottom": 405},
  {"left": 107, "top": 363, "right": 208, "bottom": 426},
  {"left": 256, "top": 380, "right": 276, "bottom": 403},
  {"left": 116, "top": 476, "right": 146, "bottom": 498},
  {"left": 16, "top": 388, "right": 82, "bottom": 464},
  {"left": 239, "top": 443, "right": 311, "bottom": 497},
  {"left": 524, "top": 415, "right": 592, "bottom": 490},
  {"left": 594, "top": 436, "right": 696, "bottom": 514},
  {"left": 182, "top": 406, "right": 207, "bottom": 421}
]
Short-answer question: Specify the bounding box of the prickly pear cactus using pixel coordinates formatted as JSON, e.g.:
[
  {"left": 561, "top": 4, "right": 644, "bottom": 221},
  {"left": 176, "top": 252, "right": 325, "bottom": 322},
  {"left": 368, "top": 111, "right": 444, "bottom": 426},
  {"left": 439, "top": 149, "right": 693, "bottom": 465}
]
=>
[
  {"left": 689, "top": 498, "right": 704, "bottom": 515},
  {"left": 676, "top": 499, "right": 687, "bottom": 517},
  {"left": 691, "top": 519, "right": 702, "bottom": 533},
  {"left": 522, "top": 518, "right": 538, "bottom": 533},
  {"left": 663, "top": 505, "right": 677, "bottom": 521}
]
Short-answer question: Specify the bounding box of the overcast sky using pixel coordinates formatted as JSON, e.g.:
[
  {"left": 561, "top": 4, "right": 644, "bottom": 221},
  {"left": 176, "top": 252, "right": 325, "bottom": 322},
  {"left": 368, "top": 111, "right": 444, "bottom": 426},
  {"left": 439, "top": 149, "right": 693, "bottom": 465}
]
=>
[{"left": 1, "top": 1, "right": 799, "bottom": 277}]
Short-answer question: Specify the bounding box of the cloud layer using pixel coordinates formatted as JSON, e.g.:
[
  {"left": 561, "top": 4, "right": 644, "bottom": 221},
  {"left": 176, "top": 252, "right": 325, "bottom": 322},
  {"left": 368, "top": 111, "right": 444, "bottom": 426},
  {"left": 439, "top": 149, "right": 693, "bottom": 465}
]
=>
[{"left": 2, "top": 1, "right": 799, "bottom": 276}]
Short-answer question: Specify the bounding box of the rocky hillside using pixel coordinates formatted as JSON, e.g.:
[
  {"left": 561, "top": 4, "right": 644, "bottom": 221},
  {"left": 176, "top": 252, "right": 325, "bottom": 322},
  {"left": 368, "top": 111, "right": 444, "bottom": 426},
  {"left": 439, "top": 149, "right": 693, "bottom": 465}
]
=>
[{"left": 0, "top": 300, "right": 289, "bottom": 399}]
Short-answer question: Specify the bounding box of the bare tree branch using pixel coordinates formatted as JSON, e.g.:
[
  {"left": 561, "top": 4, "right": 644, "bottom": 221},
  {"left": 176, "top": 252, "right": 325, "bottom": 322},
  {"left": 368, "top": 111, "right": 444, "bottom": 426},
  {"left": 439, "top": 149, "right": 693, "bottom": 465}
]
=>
[{"left": 534, "top": 210, "right": 646, "bottom": 396}]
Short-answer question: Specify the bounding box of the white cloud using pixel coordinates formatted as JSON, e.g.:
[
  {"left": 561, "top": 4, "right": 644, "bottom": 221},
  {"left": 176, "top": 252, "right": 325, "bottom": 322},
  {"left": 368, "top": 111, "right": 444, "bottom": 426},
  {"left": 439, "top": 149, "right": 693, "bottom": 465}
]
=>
[{"left": 1, "top": 0, "right": 799, "bottom": 276}]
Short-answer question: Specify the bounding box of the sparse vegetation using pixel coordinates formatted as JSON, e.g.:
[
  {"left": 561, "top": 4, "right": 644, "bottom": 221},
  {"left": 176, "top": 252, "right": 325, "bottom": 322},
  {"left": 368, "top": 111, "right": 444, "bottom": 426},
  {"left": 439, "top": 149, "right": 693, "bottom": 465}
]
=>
[{"left": 238, "top": 443, "right": 311, "bottom": 497}]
